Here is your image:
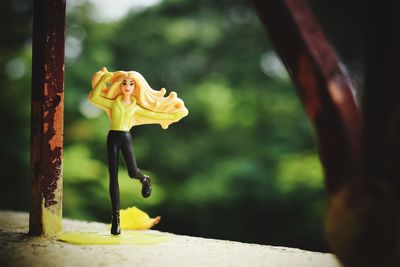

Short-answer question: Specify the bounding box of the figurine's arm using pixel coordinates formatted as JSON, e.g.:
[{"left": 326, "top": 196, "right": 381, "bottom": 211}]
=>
[
  {"left": 136, "top": 106, "right": 174, "bottom": 120},
  {"left": 136, "top": 106, "right": 188, "bottom": 121},
  {"left": 89, "top": 73, "right": 113, "bottom": 108}
]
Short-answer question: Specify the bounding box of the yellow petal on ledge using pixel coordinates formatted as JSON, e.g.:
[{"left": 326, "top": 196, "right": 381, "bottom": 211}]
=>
[{"left": 120, "top": 207, "right": 161, "bottom": 230}]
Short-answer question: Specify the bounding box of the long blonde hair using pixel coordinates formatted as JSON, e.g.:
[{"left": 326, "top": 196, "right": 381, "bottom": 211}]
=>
[{"left": 91, "top": 67, "right": 188, "bottom": 128}]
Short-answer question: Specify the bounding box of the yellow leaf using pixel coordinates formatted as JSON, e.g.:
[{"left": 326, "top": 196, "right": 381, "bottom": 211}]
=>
[{"left": 120, "top": 207, "right": 161, "bottom": 230}]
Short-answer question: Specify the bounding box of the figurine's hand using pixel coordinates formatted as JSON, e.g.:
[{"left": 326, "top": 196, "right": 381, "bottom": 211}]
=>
[{"left": 173, "top": 110, "right": 189, "bottom": 120}]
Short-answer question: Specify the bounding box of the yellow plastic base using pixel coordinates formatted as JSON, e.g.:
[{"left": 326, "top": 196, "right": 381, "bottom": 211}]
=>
[{"left": 59, "top": 230, "right": 170, "bottom": 245}]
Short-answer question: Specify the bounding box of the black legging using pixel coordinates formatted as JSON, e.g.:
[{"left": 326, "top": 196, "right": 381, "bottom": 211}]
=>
[{"left": 107, "top": 130, "right": 142, "bottom": 214}]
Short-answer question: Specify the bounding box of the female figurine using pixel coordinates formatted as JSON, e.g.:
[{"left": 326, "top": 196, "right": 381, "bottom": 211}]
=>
[{"left": 89, "top": 67, "right": 188, "bottom": 235}]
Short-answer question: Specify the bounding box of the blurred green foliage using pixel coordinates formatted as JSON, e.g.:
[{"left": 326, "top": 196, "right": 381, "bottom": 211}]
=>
[{"left": 0, "top": 0, "right": 363, "bottom": 252}]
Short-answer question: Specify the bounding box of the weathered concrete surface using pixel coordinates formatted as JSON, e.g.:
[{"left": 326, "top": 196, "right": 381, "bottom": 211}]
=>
[{"left": 0, "top": 211, "right": 342, "bottom": 267}]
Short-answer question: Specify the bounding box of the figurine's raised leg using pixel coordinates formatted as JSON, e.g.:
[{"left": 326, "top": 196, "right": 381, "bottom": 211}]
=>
[
  {"left": 107, "top": 131, "right": 121, "bottom": 235},
  {"left": 119, "top": 133, "right": 152, "bottom": 198}
]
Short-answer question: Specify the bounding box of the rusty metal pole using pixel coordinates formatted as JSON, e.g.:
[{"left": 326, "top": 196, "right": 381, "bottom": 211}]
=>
[{"left": 29, "top": 0, "right": 66, "bottom": 237}]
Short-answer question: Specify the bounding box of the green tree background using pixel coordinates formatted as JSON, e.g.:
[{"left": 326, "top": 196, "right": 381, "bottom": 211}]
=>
[{"left": 0, "top": 0, "right": 363, "bottom": 252}]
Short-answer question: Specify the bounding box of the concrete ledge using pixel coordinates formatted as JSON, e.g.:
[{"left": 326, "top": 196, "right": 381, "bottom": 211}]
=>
[{"left": 0, "top": 211, "right": 342, "bottom": 267}]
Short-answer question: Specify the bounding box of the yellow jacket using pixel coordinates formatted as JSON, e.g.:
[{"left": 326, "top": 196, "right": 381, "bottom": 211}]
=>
[{"left": 89, "top": 83, "right": 185, "bottom": 131}]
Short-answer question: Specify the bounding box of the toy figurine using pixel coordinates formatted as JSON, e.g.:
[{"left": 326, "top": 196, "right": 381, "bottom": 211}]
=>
[{"left": 89, "top": 67, "right": 188, "bottom": 235}]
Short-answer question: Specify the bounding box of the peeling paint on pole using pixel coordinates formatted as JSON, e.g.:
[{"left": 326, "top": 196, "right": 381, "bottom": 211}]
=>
[{"left": 29, "top": 0, "right": 66, "bottom": 237}]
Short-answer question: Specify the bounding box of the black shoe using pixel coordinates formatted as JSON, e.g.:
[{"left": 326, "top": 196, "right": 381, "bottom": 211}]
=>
[
  {"left": 111, "top": 212, "right": 121, "bottom": 235},
  {"left": 140, "top": 175, "right": 152, "bottom": 198}
]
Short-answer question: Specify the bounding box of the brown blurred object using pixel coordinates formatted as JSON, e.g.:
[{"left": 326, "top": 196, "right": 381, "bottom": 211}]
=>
[{"left": 252, "top": 0, "right": 400, "bottom": 266}]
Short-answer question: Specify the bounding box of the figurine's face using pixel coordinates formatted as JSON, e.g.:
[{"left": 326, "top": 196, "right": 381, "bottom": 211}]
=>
[{"left": 120, "top": 79, "right": 135, "bottom": 96}]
